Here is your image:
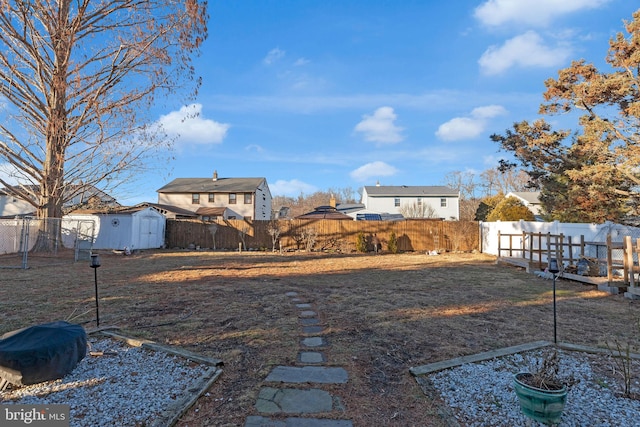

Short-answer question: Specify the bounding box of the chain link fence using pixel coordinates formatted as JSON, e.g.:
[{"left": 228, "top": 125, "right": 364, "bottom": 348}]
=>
[{"left": 0, "top": 217, "right": 95, "bottom": 269}]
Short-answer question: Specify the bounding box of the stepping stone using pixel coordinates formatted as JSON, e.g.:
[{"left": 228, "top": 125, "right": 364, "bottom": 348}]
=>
[
  {"left": 245, "top": 416, "right": 353, "bottom": 427},
  {"left": 255, "top": 387, "right": 334, "bottom": 414},
  {"left": 301, "top": 337, "right": 327, "bottom": 348},
  {"left": 300, "top": 310, "right": 316, "bottom": 317},
  {"left": 265, "top": 366, "right": 348, "bottom": 384},
  {"left": 300, "top": 318, "right": 320, "bottom": 326},
  {"left": 285, "top": 292, "right": 298, "bottom": 297},
  {"left": 302, "top": 326, "right": 323, "bottom": 335},
  {"left": 298, "top": 351, "right": 325, "bottom": 364},
  {"left": 296, "top": 303, "right": 312, "bottom": 308},
  {"left": 291, "top": 298, "right": 303, "bottom": 303}
]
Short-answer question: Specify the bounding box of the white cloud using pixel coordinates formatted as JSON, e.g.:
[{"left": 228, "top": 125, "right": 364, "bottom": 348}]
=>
[
  {"left": 474, "top": 0, "right": 610, "bottom": 27},
  {"left": 264, "top": 48, "right": 286, "bottom": 65},
  {"left": 354, "top": 106, "right": 404, "bottom": 145},
  {"left": 436, "top": 104, "right": 507, "bottom": 141},
  {"left": 245, "top": 144, "right": 264, "bottom": 153},
  {"left": 157, "top": 104, "right": 230, "bottom": 145},
  {"left": 470, "top": 105, "right": 508, "bottom": 119},
  {"left": 478, "top": 31, "right": 572, "bottom": 75},
  {"left": 350, "top": 161, "right": 398, "bottom": 182},
  {"left": 270, "top": 179, "right": 317, "bottom": 197},
  {"left": 294, "top": 58, "right": 310, "bottom": 66}
]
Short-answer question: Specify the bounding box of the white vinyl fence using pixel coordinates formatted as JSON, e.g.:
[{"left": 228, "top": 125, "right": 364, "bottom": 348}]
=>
[{"left": 480, "top": 220, "right": 640, "bottom": 264}]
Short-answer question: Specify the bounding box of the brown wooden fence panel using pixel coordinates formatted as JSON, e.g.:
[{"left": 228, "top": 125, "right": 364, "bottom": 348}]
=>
[{"left": 166, "top": 219, "right": 479, "bottom": 252}]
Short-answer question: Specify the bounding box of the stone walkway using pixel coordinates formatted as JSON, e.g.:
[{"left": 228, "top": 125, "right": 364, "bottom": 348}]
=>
[{"left": 244, "top": 291, "right": 353, "bottom": 427}]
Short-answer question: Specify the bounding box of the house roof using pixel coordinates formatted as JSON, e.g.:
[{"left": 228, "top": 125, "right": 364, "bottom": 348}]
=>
[
  {"left": 507, "top": 191, "right": 541, "bottom": 205},
  {"left": 157, "top": 177, "right": 267, "bottom": 194},
  {"left": 295, "top": 205, "right": 353, "bottom": 220},
  {"left": 364, "top": 185, "right": 458, "bottom": 197},
  {"left": 336, "top": 203, "right": 365, "bottom": 214},
  {"left": 120, "top": 203, "right": 197, "bottom": 217}
]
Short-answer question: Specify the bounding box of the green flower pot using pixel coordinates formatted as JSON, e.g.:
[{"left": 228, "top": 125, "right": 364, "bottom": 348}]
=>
[{"left": 513, "top": 373, "right": 567, "bottom": 425}]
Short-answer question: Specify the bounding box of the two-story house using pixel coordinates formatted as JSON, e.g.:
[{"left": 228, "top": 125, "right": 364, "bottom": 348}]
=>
[
  {"left": 361, "top": 184, "right": 460, "bottom": 220},
  {"left": 156, "top": 171, "right": 272, "bottom": 221}
]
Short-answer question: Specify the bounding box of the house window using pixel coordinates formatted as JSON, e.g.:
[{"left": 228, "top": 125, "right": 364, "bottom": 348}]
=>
[
  {"left": 229, "top": 193, "right": 237, "bottom": 204},
  {"left": 243, "top": 216, "right": 252, "bottom": 221},
  {"left": 228, "top": 215, "right": 236, "bottom": 220},
  {"left": 394, "top": 198, "right": 400, "bottom": 207},
  {"left": 244, "top": 193, "right": 252, "bottom": 204},
  {"left": 441, "top": 198, "right": 447, "bottom": 207},
  {"left": 208, "top": 193, "right": 215, "bottom": 203},
  {"left": 417, "top": 197, "right": 422, "bottom": 206},
  {"left": 192, "top": 193, "right": 200, "bottom": 204}
]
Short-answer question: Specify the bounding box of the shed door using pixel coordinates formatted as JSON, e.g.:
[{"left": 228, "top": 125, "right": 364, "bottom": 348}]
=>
[{"left": 139, "top": 217, "right": 158, "bottom": 249}]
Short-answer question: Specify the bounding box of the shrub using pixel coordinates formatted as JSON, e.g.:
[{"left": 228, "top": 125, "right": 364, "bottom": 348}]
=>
[
  {"left": 388, "top": 231, "right": 398, "bottom": 254},
  {"left": 486, "top": 196, "right": 535, "bottom": 221},
  {"left": 355, "top": 231, "right": 367, "bottom": 252}
]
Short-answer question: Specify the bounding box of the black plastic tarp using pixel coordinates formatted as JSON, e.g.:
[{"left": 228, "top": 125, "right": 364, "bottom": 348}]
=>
[{"left": 0, "top": 320, "right": 87, "bottom": 387}]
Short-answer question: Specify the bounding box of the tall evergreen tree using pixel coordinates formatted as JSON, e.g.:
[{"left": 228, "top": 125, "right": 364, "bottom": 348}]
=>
[{"left": 492, "top": 10, "right": 640, "bottom": 222}]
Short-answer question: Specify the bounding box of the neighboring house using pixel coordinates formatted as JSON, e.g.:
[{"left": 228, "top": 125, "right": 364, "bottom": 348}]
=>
[
  {"left": 361, "top": 184, "right": 460, "bottom": 220},
  {"left": 156, "top": 171, "right": 272, "bottom": 221},
  {"left": 506, "top": 191, "right": 542, "bottom": 217},
  {"left": 0, "top": 188, "right": 34, "bottom": 217},
  {"left": 0, "top": 184, "right": 119, "bottom": 218}
]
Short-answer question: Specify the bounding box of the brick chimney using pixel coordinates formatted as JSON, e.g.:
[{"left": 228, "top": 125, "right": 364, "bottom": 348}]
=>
[
  {"left": 329, "top": 194, "right": 336, "bottom": 208},
  {"left": 213, "top": 170, "right": 218, "bottom": 181}
]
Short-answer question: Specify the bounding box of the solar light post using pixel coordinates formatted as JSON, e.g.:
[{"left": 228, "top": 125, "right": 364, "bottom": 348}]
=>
[
  {"left": 548, "top": 258, "right": 560, "bottom": 344},
  {"left": 90, "top": 254, "right": 101, "bottom": 327}
]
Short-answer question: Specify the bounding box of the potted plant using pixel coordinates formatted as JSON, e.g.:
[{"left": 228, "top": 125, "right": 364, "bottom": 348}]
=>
[{"left": 513, "top": 349, "right": 568, "bottom": 425}]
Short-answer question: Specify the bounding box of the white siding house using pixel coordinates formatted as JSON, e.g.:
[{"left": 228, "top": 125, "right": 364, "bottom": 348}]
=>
[
  {"left": 0, "top": 190, "right": 34, "bottom": 217},
  {"left": 505, "top": 191, "right": 542, "bottom": 217},
  {"left": 156, "top": 171, "right": 272, "bottom": 220},
  {"left": 361, "top": 185, "right": 460, "bottom": 220}
]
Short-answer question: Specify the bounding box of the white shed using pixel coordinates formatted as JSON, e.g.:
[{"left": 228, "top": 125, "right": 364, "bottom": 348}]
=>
[{"left": 64, "top": 207, "right": 165, "bottom": 250}]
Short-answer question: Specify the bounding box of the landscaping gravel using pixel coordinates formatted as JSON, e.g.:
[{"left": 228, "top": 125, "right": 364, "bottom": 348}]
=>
[
  {"left": 0, "top": 337, "right": 212, "bottom": 426},
  {"left": 429, "top": 348, "right": 640, "bottom": 427}
]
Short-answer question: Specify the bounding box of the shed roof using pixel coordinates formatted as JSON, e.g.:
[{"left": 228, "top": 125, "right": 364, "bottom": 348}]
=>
[
  {"left": 364, "top": 185, "right": 458, "bottom": 197},
  {"left": 157, "top": 177, "right": 266, "bottom": 193}
]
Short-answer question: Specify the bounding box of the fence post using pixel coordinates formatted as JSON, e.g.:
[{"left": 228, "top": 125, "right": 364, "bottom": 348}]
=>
[
  {"left": 20, "top": 218, "right": 29, "bottom": 269},
  {"left": 625, "top": 235, "right": 634, "bottom": 288}
]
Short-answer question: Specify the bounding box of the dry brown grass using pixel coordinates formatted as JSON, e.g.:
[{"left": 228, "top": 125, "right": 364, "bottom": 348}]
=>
[{"left": 1, "top": 250, "right": 639, "bottom": 426}]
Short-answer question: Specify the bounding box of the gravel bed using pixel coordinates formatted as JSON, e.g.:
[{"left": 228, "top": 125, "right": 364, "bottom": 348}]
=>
[
  {"left": 0, "top": 337, "right": 213, "bottom": 426},
  {"left": 429, "top": 348, "right": 640, "bottom": 426}
]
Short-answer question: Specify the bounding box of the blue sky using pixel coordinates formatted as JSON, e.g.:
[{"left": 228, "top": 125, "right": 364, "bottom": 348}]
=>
[{"left": 5, "top": 1, "right": 639, "bottom": 205}]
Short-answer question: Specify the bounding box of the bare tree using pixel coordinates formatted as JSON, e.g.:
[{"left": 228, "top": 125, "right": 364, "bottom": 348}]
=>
[
  {"left": 301, "top": 227, "right": 318, "bottom": 252},
  {"left": 238, "top": 225, "right": 249, "bottom": 251},
  {"left": 399, "top": 201, "right": 438, "bottom": 218},
  {"left": 208, "top": 223, "right": 218, "bottom": 250},
  {"left": 266, "top": 219, "right": 281, "bottom": 252},
  {"left": 0, "top": 0, "right": 208, "bottom": 219}
]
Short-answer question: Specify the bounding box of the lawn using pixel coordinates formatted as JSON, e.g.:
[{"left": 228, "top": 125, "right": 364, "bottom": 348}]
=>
[{"left": 1, "top": 250, "right": 639, "bottom": 426}]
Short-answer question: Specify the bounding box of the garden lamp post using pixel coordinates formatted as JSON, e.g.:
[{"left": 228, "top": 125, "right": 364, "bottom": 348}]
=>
[
  {"left": 90, "top": 254, "right": 101, "bottom": 327},
  {"left": 548, "top": 258, "right": 560, "bottom": 344}
]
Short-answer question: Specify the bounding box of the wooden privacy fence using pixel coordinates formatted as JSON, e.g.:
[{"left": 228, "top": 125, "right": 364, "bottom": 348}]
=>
[{"left": 165, "top": 219, "right": 479, "bottom": 253}]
